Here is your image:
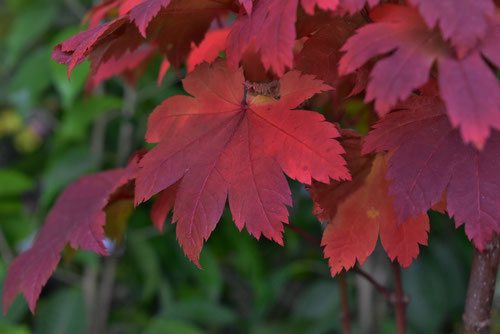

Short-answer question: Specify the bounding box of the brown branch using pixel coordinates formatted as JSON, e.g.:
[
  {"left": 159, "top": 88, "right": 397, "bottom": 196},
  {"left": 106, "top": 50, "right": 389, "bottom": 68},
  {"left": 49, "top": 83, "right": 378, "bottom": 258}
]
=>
[
  {"left": 463, "top": 236, "right": 500, "bottom": 334},
  {"left": 338, "top": 272, "right": 351, "bottom": 334},
  {"left": 391, "top": 262, "right": 407, "bottom": 334}
]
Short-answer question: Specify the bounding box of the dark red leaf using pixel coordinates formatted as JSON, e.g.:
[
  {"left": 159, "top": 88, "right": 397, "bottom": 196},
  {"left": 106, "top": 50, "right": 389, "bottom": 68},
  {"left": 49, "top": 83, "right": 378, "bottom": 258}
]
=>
[
  {"left": 3, "top": 160, "right": 138, "bottom": 313},
  {"left": 339, "top": 4, "right": 500, "bottom": 148},
  {"left": 364, "top": 96, "right": 500, "bottom": 249},
  {"left": 409, "top": 0, "right": 496, "bottom": 56}
]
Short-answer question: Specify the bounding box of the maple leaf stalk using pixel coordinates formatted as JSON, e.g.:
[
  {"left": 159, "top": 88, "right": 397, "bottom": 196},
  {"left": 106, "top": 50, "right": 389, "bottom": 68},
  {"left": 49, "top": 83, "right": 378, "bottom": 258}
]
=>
[
  {"left": 463, "top": 237, "right": 500, "bottom": 334},
  {"left": 338, "top": 272, "right": 352, "bottom": 334},
  {"left": 391, "top": 262, "right": 408, "bottom": 334}
]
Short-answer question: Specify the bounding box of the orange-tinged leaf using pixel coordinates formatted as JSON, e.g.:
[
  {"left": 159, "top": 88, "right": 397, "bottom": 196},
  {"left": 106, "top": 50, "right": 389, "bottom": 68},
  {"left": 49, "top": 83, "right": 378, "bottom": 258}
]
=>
[{"left": 311, "top": 133, "right": 429, "bottom": 275}]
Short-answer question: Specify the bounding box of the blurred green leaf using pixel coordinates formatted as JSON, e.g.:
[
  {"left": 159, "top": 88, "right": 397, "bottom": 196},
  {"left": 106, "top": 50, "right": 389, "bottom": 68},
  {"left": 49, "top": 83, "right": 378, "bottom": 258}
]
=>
[
  {"left": 143, "top": 319, "right": 203, "bottom": 334},
  {"left": 34, "top": 288, "right": 86, "bottom": 334},
  {"left": 166, "top": 299, "right": 237, "bottom": 327},
  {"left": 57, "top": 96, "right": 122, "bottom": 143},
  {"left": 40, "top": 147, "right": 98, "bottom": 210},
  {"left": 129, "top": 234, "right": 162, "bottom": 302},
  {"left": 0, "top": 169, "right": 33, "bottom": 197},
  {"left": 0, "top": 323, "right": 30, "bottom": 334},
  {"left": 9, "top": 47, "right": 52, "bottom": 106},
  {"left": 292, "top": 280, "right": 339, "bottom": 320},
  {"left": 5, "top": 3, "right": 57, "bottom": 68}
]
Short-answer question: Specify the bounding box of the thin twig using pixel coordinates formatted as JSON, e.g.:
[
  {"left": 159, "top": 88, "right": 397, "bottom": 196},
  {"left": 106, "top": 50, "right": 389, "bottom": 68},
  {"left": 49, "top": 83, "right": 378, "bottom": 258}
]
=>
[
  {"left": 285, "top": 224, "right": 321, "bottom": 247},
  {"left": 338, "top": 272, "right": 351, "bottom": 334}
]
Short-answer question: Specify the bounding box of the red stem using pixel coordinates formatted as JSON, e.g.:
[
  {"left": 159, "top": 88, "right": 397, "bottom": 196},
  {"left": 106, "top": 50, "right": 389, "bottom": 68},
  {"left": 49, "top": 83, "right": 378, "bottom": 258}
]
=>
[
  {"left": 338, "top": 272, "right": 351, "bottom": 334},
  {"left": 285, "top": 224, "right": 321, "bottom": 247},
  {"left": 391, "top": 262, "right": 407, "bottom": 334}
]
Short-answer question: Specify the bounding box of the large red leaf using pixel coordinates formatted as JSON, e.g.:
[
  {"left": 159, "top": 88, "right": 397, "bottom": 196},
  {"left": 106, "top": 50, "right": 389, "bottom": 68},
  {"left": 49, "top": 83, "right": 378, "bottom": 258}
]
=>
[
  {"left": 311, "top": 132, "right": 428, "bottom": 275},
  {"left": 409, "top": 0, "right": 496, "bottom": 56},
  {"left": 3, "top": 160, "right": 138, "bottom": 313},
  {"left": 339, "top": 4, "right": 500, "bottom": 148},
  {"left": 135, "top": 60, "right": 349, "bottom": 265},
  {"left": 363, "top": 96, "right": 500, "bottom": 250}
]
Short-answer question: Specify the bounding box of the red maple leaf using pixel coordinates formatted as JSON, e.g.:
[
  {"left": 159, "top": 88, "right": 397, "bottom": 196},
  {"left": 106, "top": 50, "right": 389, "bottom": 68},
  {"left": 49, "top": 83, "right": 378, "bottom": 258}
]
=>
[
  {"left": 408, "top": 0, "right": 496, "bottom": 57},
  {"left": 88, "top": 44, "right": 156, "bottom": 88},
  {"left": 85, "top": 0, "right": 122, "bottom": 28},
  {"left": 129, "top": 0, "right": 171, "bottom": 36},
  {"left": 295, "top": 16, "right": 365, "bottom": 94},
  {"left": 301, "top": 0, "right": 339, "bottom": 15},
  {"left": 227, "top": 0, "right": 358, "bottom": 76},
  {"left": 339, "top": 4, "right": 500, "bottom": 148},
  {"left": 311, "top": 131, "right": 429, "bottom": 275},
  {"left": 135, "top": 60, "right": 349, "bottom": 265},
  {"left": 227, "top": 0, "right": 299, "bottom": 76},
  {"left": 53, "top": 0, "right": 234, "bottom": 80},
  {"left": 187, "top": 28, "right": 230, "bottom": 72},
  {"left": 339, "top": 0, "right": 379, "bottom": 14},
  {"left": 363, "top": 95, "right": 500, "bottom": 250},
  {"left": 3, "top": 159, "right": 138, "bottom": 313},
  {"left": 156, "top": 58, "right": 171, "bottom": 85},
  {"left": 120, "top": 0, "right": 144, "bottom": 15},
  {"left": 238, "top": 0, "right": 253, "bottom": 14}
]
